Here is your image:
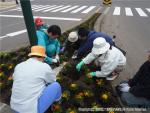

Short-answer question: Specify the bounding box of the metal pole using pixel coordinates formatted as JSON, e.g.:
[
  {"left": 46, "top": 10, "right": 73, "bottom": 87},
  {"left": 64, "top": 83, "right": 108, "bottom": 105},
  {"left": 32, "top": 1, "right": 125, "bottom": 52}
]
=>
[{"left": 20, "top": 0, "right": 37, "bottom": 46}]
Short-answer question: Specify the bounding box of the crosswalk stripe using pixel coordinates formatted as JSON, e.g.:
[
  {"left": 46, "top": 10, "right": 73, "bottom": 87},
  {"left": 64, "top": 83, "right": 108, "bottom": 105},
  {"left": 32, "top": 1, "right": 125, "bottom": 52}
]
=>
[
  {"left": 61, "top": 6, "right": 79, "bottom": 13},
  {"left": 135, "top": 8, "right": 148, "bottom": 17},
  {"left": 34, "top": 5, "right": 55, "bottom": 12},
  {"left": 32, "top": 5, "right": 47, "bottom": 11},
  {"left": 113, "top": 7, "right": 121, "bottom": 15},
  {"left": 81, "top": 6, "right": 96, "bottom": 13},
  {"left": 9, "top": 7, "right": 21, "bottom": 11},
  {"left": 51, "top": 5, "right": 71, "bottom": 12},
  {"left": 125, "top": 7, "right": 133, "bottom": 16},
  {"left": 146, "top": 8, "right": 150, "bottom": 13},
  {"left": 43, "top": 5, "right": 64, "bottom": 12},
  {"left": 71, "top": 6, "right": 87, "bottom": 13}
]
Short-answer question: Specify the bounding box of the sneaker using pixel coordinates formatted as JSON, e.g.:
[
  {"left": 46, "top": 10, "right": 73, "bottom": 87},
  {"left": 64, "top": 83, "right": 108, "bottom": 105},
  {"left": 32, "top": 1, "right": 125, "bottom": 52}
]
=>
[{"left": 106, "top": 74, "right": 119, "bottom": 81}]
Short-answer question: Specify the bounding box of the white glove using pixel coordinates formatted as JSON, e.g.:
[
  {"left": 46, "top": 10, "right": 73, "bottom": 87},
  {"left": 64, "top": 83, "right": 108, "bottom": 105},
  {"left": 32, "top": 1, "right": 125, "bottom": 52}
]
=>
[
  {"left": 120, "top": 85, "right": 130, "bottom": 92},
  {"left": 72, "top": 51, "right": 78, "bottom": 59},
  {"left": 52, "top": 59, "right": 58, "bottom": 63},
  {"left": 55, "top": 55, "right": 60, "bottom": 62},
  {"left": 119, "top": 83, "right": 129, "bottom": 87},
  {"left": 72, "top": 54, "right": 77, "bottom": 59}
]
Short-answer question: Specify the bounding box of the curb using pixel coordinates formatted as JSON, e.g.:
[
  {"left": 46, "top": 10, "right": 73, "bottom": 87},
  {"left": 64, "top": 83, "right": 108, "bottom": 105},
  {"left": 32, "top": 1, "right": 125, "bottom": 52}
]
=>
[
  {"left": 94, "top": 6, "right": 110, "bottom": 32},
  {"left": 94, "top": 6, "right": 126, "bottom": 112}
]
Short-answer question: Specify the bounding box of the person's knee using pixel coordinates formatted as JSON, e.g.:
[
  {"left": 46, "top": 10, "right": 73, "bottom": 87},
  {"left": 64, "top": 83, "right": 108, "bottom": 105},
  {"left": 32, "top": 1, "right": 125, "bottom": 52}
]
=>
[{"left": 52, "top": 82, "right": 61, "bottom": 91}]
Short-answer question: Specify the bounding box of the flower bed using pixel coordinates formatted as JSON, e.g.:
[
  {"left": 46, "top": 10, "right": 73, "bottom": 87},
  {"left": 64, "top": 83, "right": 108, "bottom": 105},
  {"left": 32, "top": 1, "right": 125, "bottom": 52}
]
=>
[{"left": 0, "top": 13, "right": 122, "bottom": 113}]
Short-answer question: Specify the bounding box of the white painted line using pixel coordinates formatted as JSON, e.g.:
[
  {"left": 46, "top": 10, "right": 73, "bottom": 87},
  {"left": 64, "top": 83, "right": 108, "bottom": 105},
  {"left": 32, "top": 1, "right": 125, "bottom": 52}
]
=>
[
  {"left": 43, "top": 5, "right": 64, "bottom": 12},
  {"left": 71, "top": 6, "right": 87, "bottom": 13},
  {"left": 135, "top": 8, "right": 148, "bottom": 17},
  {"left": 6, "top": 29, "right": 27, "bottom": 37},
  {"left": 0, "top": 35, "right": 7, "bottom": 39},
  {"left": 35, "top": 5, "right": 56, "bottom": 11},
  {"left": 51, "top": 5, "right": 71, "bottom": 12},
  {"left": 125, "top": 7, "right": 133, "bottom": 16},
  {"left": 0, "top": 14, "right": 82, "bottom": 21},
  {"left": 113, "top": 7, "right": 121, "bottom": 15},
  {"left": 34, "top": 5, "right": 54, "bottom": 12},
  {"left": 32, "top": 5, "right": 48, "bottom": 11},
  {"left": 61, "top": 6, "right": 79, "bottom": 13},
  {"left": 146, "top": 8, "right": 150, "bottom": 13},
  {"left": 81, "top": 6, "right": 96, "bottom": 14}
]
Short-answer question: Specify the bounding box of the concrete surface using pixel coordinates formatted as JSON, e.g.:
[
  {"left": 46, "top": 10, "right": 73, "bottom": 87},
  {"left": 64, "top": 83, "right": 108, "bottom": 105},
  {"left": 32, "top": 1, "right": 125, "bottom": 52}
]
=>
[{"left": 94, "top": 5, "right": 150, "bottom": 113}]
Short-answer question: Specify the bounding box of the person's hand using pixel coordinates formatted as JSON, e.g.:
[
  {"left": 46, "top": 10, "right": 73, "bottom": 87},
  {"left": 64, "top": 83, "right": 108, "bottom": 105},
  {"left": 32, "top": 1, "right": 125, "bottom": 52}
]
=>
[
  {"left": 55, "top": 55, "right": 60, "bottom": 62},
  {"left": 76, "top": 61, "right": 84, "bottom": 72},
  {"left": 119, "top": 82, "right": 129, "bottom": 87},
  {"left": 52, "top": 59, "right": 58, "bottom": 63},
  {"left": 120, "top": 85, "right": 130, "bottom": 92}
]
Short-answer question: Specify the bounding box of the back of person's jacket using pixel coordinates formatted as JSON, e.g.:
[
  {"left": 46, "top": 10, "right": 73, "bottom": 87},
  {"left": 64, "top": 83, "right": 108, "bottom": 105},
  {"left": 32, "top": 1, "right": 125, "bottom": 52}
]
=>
[
  {"left": 10, "top": 58, "right": 56, "bottom": 113},
  {"left": 129, "top": 61, "right": 150, "bottom": 100},
  {"left": 77, "top": 31, "right": 114, "bottom": 57}
]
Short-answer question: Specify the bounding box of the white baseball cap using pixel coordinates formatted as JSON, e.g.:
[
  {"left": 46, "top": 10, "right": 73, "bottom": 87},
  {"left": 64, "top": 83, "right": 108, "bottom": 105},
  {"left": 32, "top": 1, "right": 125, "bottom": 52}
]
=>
[
  {"left": 68, "top": 32, "right": 78, "bottom": 42},
  {"left": 92, "top": 38, "right": 110, "bottom": 55}
]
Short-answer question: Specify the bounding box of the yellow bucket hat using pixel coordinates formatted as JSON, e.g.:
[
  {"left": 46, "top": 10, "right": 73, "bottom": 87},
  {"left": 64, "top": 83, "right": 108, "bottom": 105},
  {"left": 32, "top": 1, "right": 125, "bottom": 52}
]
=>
[{"left": 28, "top": 46, "right": 46, "bottom": 57}]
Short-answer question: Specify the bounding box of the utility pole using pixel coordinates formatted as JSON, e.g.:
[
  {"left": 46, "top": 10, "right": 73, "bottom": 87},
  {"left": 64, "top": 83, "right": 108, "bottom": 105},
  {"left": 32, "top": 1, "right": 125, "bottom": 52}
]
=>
[{"left": 20, "top": 0, "right": 37, "bottom": 46}]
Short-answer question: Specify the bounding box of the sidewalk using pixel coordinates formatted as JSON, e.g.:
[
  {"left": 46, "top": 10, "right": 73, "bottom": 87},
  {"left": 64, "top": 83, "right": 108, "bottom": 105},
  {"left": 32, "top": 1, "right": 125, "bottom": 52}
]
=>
[
  {"left": 0, "top": 0, "right": 17, "bottom": 10},
  {"left": 94, "top": 6, "right": 150, "bottom": 113}
]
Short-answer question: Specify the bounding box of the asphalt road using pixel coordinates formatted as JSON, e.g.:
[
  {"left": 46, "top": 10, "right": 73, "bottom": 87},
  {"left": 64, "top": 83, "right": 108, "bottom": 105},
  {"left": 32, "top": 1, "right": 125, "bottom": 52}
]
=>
[
  {"left": 0, "top": 0, "right": 102, "bottom": 51},
  {"left": 101, "top": 0, "right": 150, "bottom": 108}
]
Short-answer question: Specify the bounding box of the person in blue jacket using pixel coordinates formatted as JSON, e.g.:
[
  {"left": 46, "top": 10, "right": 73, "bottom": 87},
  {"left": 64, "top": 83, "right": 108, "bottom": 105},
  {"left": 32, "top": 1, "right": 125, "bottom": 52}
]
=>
[
  {"left": 72, "top": 27, "right": 114, "bottom": 59},
  {"left": 36, "top": 25, "right": 61, "bottom": 64}
]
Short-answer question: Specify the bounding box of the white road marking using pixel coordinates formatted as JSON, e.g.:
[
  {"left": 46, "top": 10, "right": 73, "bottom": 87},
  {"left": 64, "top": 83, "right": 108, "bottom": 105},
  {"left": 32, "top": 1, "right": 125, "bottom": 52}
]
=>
[
  {"left": 43, "top": 5, "right": 64, "bottom": 12},
  {"left": 61, "top": 6, "right": 79, "bottom": 12},
  {"left": 81, "top": 6, "right": 96, "bottom": 14},
  {"left": 71, "top": 6, "right": 87, "bottom": 13},
  {"left": 32, "top": 5, "right": 47, "bottom": 11},
  {"left": 0, "top": 35, "right": 7, "bottom": 39},
  {"left": 0, "top": 14, "right": 82, "bottom": 21},
  {"left": 125, "top": 7, "right": 133, "bottom": 16},
  {"left": 6, "top": 29, "right": 27, "bottom": 37},
  {"left": 113, "top": 7, "right": 121, "bottom": 15},
  {"left": 34, "top": 5, "right": 54, "bottom": 12},
  {"left": 51, "top": 5, "right": 71, "bottom": 12},
  {"left": 135, "top": 8, "right": 148, "bottom": 17},
  {"left": 146, "top": 8, "right": 150, "bottom": 13}
]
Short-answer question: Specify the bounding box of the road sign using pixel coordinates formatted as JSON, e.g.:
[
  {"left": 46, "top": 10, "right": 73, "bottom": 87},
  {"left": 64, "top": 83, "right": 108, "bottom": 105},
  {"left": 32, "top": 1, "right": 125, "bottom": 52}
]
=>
[{"left": 103, "top": 0, "right": 112, "bottom": 5}]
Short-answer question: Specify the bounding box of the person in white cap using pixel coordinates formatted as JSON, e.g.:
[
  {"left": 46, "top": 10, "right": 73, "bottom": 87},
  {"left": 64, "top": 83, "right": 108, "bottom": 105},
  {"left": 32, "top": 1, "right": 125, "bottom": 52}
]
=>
[
  {"left": 60, "top": 31, "right": 80, "bottom": 54},
  {"left": 76, "top": 38, "right": 126, "bottom": 80}
]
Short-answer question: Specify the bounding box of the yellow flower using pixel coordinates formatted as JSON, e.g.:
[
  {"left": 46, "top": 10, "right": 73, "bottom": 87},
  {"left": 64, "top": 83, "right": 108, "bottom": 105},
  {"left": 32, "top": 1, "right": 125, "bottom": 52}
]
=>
[
  {"left": 0, "top": 72, "right": 4, "bottom": 77},
  {"left": 8, "top": 76, "right": 13, "bottom": 81},
  {"left": 70, "top": 83, "right": 77, "bottom": 88},
  {"left": 8, "top": 65, "right": 13, "bottom": 70},
  {"left": 108, "top": 111, "right": 114, "bottom": 113},
  {"left": 96, "top": 79, "right": 104, "bottom": 86},
  {"left": 62, "top": 91, "right": 70, "bottom": 98},
  {"left": 78, "top": 92, "right": 84, "bottom": 96},
  {"left": 101, "top": 93, "right": 109, "bottom": 100},
  {"left": 70, "top": 111, "right": 75, "bottom": 113}
]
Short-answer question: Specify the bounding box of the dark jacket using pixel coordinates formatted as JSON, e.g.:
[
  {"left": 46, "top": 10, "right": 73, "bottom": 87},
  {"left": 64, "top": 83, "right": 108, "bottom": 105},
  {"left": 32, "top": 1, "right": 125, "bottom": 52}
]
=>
[
  {"left": 77, "top": 31, "right": 114, "bottom": 57},
  {"left": 129, "top": 61, "right": 150, "bottom": 100}
]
